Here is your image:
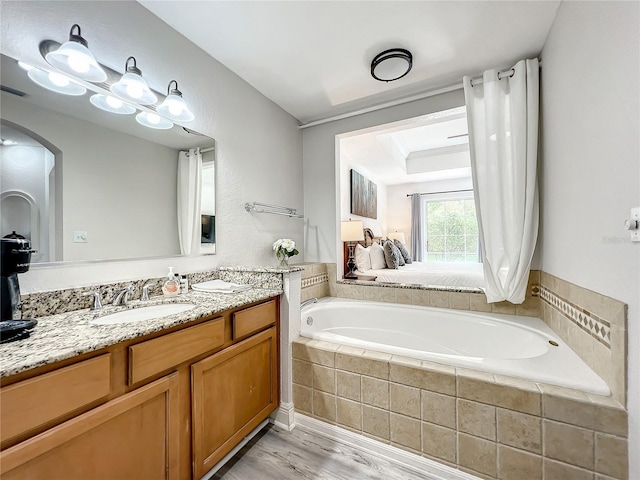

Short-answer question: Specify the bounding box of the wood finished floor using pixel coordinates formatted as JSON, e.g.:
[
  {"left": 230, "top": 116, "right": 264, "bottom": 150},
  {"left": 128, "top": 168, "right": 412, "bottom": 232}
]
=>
[{"left": 213, "top": 424, "right": 440, "bottom": 480}]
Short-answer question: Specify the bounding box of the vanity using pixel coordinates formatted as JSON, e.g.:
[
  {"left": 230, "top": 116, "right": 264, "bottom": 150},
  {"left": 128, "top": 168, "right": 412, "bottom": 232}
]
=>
[{"left": 0, "top": 291, "right": 280, "bottom": 479}]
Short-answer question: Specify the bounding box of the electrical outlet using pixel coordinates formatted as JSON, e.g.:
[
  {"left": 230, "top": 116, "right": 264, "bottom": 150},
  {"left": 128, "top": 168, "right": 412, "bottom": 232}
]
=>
[{"left": 73, "top": 231, "right": 88, "bottom": 243}]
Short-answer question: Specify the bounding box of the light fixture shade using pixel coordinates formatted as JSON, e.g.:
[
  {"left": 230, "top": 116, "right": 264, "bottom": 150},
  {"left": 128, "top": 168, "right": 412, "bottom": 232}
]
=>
[
  {"left": 371, "top": 48, "right": 413, "bottom": 82},
  {"left": 27, "top": 67, "right": 86, "bottom": 96},
  {"left": 45, "top": 24, "right": 107, "bottom": 82},
  {"left": 388, "top": 231, "right": 406, "bottom": 244},
  {"left": 157, "top": 80, "right": 194, "bottom": 122},
  {"left": 90, "top": 94, "right": 136, "bottom": 115},
  {"left": 341, "top": 220, "right": 365, "bottom": 242},
  {"left": 110, "top": 57, "right": 157, "bottom": 105},
  {"left": 135, "top": 112, "right": 173, "bottom": 130}
]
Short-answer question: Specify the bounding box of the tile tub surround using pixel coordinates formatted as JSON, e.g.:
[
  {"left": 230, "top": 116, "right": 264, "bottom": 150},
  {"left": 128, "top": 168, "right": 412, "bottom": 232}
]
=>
[
  {"left": 539, "top": 272, "right": 627, "bottom": 405},
  {"left": 291, "top": 338, "right": 629, "bottom": 480},
  {"left": 20, "top": 266, "right": 290, "bottom": 318},
  {"left": 295, "top": 262, "right": 330, "bottom": 302},
  {"left": 327, "top": 265, "right": 542, "bottom": 319}
]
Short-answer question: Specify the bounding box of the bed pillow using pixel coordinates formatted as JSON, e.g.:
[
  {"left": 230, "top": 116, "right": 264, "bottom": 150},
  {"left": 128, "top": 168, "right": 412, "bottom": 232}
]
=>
[
  {"left": 355, "top": 244, "right": 372, "bottom": 271},
  {"left": 369, "top": 242, "right": 387, "bottom": 270},
  {"left": 394, "top": 239, "right": 412, "bottom": 264},
  {"left": 383, "top": 240, "right": 402, "bottom": 269}
]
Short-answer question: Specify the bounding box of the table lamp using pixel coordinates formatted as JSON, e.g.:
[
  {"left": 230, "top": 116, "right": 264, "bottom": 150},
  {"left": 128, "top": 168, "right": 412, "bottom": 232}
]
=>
[{"left": 341, "top": 220, "right": 364, "bottom": 279}]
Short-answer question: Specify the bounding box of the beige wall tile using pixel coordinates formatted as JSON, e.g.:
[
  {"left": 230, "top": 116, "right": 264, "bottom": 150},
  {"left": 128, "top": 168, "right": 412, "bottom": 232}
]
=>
[
  {"left": 390, "top": 413, "right": 421, "bottom": 451},
  {"left": 449, "top": 292, "right": 470, "bottom": 310},
  {"left": 458, "top": 432, "right": 497, "bottom": 478},
  {"left": 421, "top": 390, "right": 456, "bottom": 429},
  {"left": 496, "top": 408, "right": 541, "bottom": 454},
  {"left": 544, "top": 420, "right": 594, "bottom": 470},
  {"left": 292, "top": 359, "right": 313, "bottom": 387},
  {"left": 457, "top": 375, "right": 541, "bottom": 415},
  {"left": 336, "top": 351, "right": 388, "bottom": 379},
  {"left": 491, "top": 301, "right": 517, "bottom": 315},
  {"left": 313, "top": 391, "right": 336, "bottom": 422},
  {"left": 458, "top": 466, "right": 495, "bottom": 480},
  {"left": 421, "top": 422, "right": 456, "bottom": 463},
  {"left": 390, "top": 383, "right": 421, "bottom": 419},
  {"left": 542, "top": 393, "right": 627, "bottom": 437},
  {"left": 470, "top": 293, "right": 492, "bottom": 312},
  {"left": 516, "top": 295, "right": 541, "bottom": 317},
  {"left": 543, "top": 458, "right": 595, "bottom": 480},
  {"left": 498, "top": 445, "right": 542, "bottom": 480},
  {"left": 293, "top": 384, "right": 312, "bottom": 414},
  {"left": 457, "top": 399, "right": 496, "bottom": 440},
  {"left": 336, "top": 370, "right": 361, "bottom": 401},
  {"left": 595, "top": 433, "right": 628, "bottom": 480},
  {"left": 312, "top": 364, "right": 336, "bottom": 394},
  {"left": 411, "top": 289, "right": 431, "bottom": 307},
  {"left": 336, "top": 397, "right": 362, "bottom": 431},
  {"left": 292, "top": 341, "right": 337, "bottom": 367},
  {"left": 362, "top": 376, "right": 389, "bottom": 409},
  {"left": 389, "top": 362, "right": 456, "bottom": 396},
  {"left": 363, "top": 405, "right": 390, "bottom": 440},
  {"left": 394, "top": 288, "right": 413, "bottom": 305},
  {"left": 429, "top": 291, "right": 450, "bottom": 308}
]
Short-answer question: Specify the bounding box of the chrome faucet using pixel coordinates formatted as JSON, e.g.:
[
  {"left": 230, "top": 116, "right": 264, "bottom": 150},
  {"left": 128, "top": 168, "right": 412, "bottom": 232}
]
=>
[
  {"left": 141, "top": 282, "right": 157, "bottom": 302},
  {"left": 82, "top": 291, "right": 103, "bottom": 311},
  {"left": 301, "top": 298, "right": 318, "bottom": 308},
  {"left": 113, "top": 284, "right": 135, "bottom": 306}
]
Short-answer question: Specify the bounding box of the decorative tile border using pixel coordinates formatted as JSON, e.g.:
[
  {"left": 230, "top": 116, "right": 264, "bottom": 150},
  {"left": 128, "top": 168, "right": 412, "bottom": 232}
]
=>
[
  {"left": 539, "top": 286, "right": 611, "bottom": 348},
  {"left": 302, "top": 273, "right": 329, "bottom": 289}
]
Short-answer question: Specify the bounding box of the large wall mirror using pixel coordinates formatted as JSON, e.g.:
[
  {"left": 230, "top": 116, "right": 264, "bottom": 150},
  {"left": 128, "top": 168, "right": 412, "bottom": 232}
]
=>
[{"left": 0, "top": 54, "right": 216, "bottom": 266}]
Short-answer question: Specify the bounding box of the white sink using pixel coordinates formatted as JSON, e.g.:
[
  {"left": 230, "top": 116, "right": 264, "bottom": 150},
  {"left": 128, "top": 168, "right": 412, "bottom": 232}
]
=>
[{"left": 89, "top": 303, "right": 197, "bottom": 325}]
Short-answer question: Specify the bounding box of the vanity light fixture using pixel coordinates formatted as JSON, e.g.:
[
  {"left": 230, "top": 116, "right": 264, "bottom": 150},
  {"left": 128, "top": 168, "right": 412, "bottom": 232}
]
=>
[
  {"left": 45, "top": 24, "right": 107, "bottom": 83},
  {"left": 110, "top": 56, "right": 157, "bottom": 105},
  {"left": 89, "top": 94, "right": 136, "bottom": 115},
  {"left": 371, "top": 48, "right": 413, "bottom": 82},
  {"left": 157, "top": 80, "right": 194, "bottom": 122},
  {"left": 27, "top": 67, "right": 87, "bottom": 96},
  {"left": 135, "top": 111, "right": 173, "bottom": 130}
]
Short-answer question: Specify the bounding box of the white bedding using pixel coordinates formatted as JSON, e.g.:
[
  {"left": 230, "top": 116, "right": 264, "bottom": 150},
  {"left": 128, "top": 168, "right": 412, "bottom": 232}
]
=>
[{"left": 367, "top": 262, "right": 485, "bottom": 289}]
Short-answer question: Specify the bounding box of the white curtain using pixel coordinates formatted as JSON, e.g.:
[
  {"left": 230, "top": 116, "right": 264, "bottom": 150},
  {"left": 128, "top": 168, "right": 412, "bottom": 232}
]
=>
[
  {"left": 463, "top": 58, "right": 539, "bottom": 304},
  {"left": 177, "top": 148, "right": 202, "bottom": 255},
  {"left": 410, "top": 193, "right": 425, "bottom": 262}
]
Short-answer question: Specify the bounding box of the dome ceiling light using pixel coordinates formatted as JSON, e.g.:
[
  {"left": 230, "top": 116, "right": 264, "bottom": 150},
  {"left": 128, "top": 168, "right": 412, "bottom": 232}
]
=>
[{"left": 371, "top": 48, "right": 413, "bottom": 82}]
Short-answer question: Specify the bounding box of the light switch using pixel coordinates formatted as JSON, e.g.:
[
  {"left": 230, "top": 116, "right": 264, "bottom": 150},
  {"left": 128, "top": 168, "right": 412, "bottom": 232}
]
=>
[{"left": 73, "top": 231, "right": 88, "bottom": 243}]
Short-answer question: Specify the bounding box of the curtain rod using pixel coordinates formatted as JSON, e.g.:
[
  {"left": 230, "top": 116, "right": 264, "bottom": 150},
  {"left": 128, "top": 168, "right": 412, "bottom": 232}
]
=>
[
  {"left": 407, "top": 189, "right": 473, "bottom": 197},
  {"left": 182, "top": 146, "right": 215, "bottom": 155}
]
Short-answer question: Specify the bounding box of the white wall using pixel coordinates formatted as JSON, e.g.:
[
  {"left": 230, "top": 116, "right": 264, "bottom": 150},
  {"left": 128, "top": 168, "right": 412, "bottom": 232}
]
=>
[
  {"left": 339, "top": 151, "right": 388, "bottom": 236},
  {"left": 0, "top": 1, "right": 302, "bottom": 292},
  {"left": 303, "top": 89, "right": 465, "bottom": 263},
  {"left": 539, "top": 1, "right": 640, "bottom": 475}
]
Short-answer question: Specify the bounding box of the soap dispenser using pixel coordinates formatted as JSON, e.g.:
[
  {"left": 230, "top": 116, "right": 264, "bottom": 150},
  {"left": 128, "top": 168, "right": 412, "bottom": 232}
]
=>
[{"left": 162, "top": 267, "right": 180, "bottom": 297}]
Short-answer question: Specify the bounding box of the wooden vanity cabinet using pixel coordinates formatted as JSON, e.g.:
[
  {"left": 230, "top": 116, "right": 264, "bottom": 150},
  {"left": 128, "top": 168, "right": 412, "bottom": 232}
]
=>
[{"left": 0, "top": 296, "right": 280, "bottom": 480}]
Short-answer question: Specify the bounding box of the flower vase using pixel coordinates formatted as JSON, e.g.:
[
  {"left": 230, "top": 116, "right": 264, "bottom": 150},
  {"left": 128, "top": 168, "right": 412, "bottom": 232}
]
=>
[{"left": 278, "top": 255, "right": 290, "bottom": 269}]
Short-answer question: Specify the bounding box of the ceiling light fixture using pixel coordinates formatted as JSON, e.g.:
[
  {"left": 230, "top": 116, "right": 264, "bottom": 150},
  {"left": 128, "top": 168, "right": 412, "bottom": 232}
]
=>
[
  {"left": 90, "top": 94, "right": 136, "bottom": 115},
  {"left": 110, "top": 56, "right": 157, "bottom": 105},
  {"left": 371, "top": 48, "right": 413, "bottom": 82},
  {"left": 157, "top": 80, "right": 194, "bottom": 122},
  {"left": 27, "top": 67, "right": 87, "bottom": 96},
  {"left": 45, "top": 24, "right": 107, "bottom": 83},
  {"left": 135, "top": 112, "right": 173, "bottom": 130}
]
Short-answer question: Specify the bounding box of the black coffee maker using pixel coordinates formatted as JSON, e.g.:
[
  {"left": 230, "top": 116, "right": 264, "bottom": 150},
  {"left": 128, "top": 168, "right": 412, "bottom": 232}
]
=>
[{"left": 1, "top": 231, "right": 37, "bottom": 343}]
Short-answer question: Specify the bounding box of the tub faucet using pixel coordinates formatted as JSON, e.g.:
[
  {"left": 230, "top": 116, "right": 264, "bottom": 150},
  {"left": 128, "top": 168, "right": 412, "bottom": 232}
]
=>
[
  {"left": 113, "top": 284, "right": 135, "bottom": 306},
  {"left": 301, "top": 298, "right": 318, "bottom": 308}
]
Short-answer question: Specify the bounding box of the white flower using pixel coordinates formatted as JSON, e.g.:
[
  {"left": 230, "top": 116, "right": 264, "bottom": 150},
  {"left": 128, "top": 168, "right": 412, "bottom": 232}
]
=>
[{"left": 272, "top": 239, "right": 283, "bottom": 251}]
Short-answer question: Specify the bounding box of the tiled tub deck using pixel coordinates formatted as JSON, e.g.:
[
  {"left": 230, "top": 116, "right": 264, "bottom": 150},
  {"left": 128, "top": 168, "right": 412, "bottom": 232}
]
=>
[{"left": 292, "top": 338, "right": 628, "bottom": 480}]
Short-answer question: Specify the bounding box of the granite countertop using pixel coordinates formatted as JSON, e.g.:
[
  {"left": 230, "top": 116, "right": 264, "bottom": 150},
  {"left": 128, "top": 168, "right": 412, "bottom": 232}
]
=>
[{"left": 1, "top": 287, "right": 282, "bottom": 379}]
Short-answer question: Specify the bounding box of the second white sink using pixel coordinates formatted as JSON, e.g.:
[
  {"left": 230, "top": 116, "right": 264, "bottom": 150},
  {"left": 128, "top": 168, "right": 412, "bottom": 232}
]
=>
[{"left": 90, "top": 303, "right": 197, "bottom": 326}]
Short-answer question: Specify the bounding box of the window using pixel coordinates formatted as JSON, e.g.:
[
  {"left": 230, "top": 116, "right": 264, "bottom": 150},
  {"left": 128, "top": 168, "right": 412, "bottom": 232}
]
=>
[{"left": 423, "top": 192, "right": 479, "bottom": 263}]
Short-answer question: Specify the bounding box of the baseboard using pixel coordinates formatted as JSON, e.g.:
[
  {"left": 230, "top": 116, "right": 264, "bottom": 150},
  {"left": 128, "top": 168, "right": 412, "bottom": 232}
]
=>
[
  {"left": 269, "top": 402, "right": 296, "bottom": 431},
  {"left": 294, "top": 414, "right": 480, "bottom": 480}
]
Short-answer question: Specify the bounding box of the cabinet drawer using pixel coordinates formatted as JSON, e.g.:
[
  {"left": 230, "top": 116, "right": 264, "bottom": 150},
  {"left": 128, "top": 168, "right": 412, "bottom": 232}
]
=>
[
  {"left": 232, "top": 300, "right": 277, "bottom": 340},
  {"left": 0, "top": 354, "right": 111, "bottom": 445},
  {"left": 129, "top": 317, "right": 224, "bottom": 385}
]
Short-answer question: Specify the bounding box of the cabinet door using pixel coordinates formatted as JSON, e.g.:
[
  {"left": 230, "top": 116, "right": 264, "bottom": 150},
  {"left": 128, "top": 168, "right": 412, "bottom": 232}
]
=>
[
  {"left": 192, "top": 326, "right": 278, "bottom": 478},
  {"left": 0, "top": 373, "right": 180, "bottom": 480}
]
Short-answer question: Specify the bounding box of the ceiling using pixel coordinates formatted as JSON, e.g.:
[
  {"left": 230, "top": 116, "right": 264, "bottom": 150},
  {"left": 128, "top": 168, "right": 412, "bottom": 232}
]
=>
[{"left": 139, "top": 1, "right": 561, "bottom": 125}]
